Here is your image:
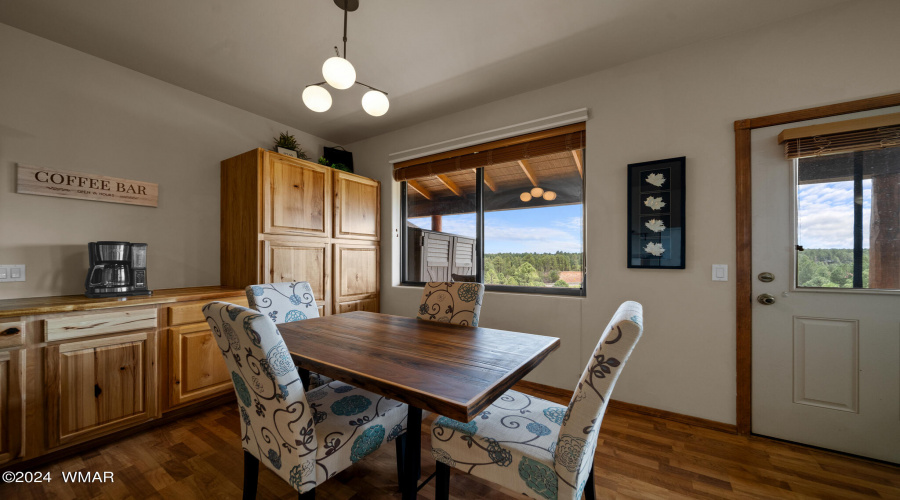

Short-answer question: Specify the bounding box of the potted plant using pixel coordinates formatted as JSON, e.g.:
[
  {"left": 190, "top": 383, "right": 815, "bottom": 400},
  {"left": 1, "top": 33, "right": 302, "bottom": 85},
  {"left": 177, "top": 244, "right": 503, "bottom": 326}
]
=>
[{"left": 273, "top": 131, "right": 310, "bottom": 160}]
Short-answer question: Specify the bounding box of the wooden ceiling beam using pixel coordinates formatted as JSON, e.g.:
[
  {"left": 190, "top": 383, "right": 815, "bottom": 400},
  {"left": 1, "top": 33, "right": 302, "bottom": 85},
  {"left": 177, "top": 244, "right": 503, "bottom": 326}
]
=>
[
  {"left": 518, "top": 159, "right": 539, "bottom": 187},
  {"left": 407, "top": 179, "right": 432, "bottom": 200},
  {"left": 436, "top": 174, "right": 464, "bottom": 197},
  {"left": 571, "top": 149, "right": 583, "bottom": 179},
  {"left": 477, "top": 169, "right": 497, "bottom": 192}
]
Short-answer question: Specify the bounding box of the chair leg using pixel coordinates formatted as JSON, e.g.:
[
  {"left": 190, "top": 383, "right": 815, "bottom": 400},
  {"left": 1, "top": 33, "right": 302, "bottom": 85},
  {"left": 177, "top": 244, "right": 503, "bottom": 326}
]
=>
[
  {"left": 299, "top": 488, "right": 315, "bottom": 500},
  {"left": 435, "top": 461, "right": 450, "bottom": 500},
  {"left": 584, "top": 458, "right": 596, "bottom": 500},
  {"left": 395, "top": 433, "right": 407, "bottom": 487},
  {"left": 242, "top": 451, "right": 259, "bottom": 500}
]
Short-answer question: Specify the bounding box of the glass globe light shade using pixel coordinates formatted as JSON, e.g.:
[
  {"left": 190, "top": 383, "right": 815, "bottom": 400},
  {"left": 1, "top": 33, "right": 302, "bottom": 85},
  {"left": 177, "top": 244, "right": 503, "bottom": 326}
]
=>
[
  {"left": 520, "top": 192, "right": 533, "bottom": 202},
  {"left": 362, "top": 90, "right": 390, "bottom": 116},
  {"left": 302, "top": 85, "right": 332, "bottom": 112},
  {"left": 530, "top": 187, "right": 544, "bottom": 198},
  {"left": 542, "top": 190, "right": 557, "bottom": 201},
  {"left": 322, "top": 57, "right": 356, "bottom": 89}
]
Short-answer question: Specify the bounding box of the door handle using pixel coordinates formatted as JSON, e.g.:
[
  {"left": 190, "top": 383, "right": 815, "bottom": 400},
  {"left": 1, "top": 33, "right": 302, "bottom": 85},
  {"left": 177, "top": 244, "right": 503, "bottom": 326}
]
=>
[{"left": 757, "top": 293, "right": 776, "bottom": 305}]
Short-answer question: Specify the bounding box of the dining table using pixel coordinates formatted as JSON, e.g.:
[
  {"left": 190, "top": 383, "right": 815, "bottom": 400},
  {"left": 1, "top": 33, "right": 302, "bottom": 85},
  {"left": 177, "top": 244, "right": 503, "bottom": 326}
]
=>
[{"left": 277, "top": 310, "right": 561, "bottom": 500}]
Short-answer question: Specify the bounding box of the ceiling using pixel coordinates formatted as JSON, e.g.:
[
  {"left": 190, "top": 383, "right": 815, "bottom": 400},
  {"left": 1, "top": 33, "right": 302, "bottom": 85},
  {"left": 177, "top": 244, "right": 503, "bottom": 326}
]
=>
[{"left": 0, "top": 0, "right": 849, "bottom": 145}]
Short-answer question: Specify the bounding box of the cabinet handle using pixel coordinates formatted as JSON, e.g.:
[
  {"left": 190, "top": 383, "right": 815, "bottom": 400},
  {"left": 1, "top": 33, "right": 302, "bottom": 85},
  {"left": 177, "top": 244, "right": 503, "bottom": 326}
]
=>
[
  {"left": 0, "top": 327, "right": 20, "bottom": 336},
  {"left": 94, "top": 384, "right": 102, "bottom": 398}
]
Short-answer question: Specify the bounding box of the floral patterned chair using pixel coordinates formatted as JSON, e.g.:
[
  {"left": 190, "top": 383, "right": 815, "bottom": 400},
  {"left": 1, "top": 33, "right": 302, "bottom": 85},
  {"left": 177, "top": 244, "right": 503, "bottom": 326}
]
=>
[
  {"left": 203, "top": 301, "right": 408, "bottom": 500},
  {"left": 430, "top": 301, "right": 643, "bottom": 500},
  {"left": 417, "top": 282, "right": 485, "bottom": 327},
  {"left": 245, "top": 281, "right": 332, "bottom": 389}
]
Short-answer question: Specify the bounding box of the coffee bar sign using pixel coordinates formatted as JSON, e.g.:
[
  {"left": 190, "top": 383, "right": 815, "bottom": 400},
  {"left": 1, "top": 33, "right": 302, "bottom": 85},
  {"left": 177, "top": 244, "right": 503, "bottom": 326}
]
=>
[{"left": 16, "top": 163, "right": 158, "bottom": 207}]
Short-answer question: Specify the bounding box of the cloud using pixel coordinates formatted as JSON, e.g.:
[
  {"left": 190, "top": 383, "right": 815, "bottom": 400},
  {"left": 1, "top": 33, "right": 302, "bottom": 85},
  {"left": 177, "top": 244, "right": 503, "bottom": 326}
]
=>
[{"left": 798, "top": 181, "right": 871, "bottom": 249}]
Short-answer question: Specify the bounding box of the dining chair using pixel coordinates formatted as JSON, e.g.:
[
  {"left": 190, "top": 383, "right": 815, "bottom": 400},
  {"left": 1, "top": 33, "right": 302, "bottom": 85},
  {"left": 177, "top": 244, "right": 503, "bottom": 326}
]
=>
[
  {"left": 417, "top": 282, "right": 485, "bottom": 326},
  {"left": 245, "top": 281, "right": 332, "bottom": 389},
  {"left": 203, "top": 301, "right": 409, "bottom": 500},
  {"left": 430, "top": 301, "right": 643, "bottom": 500}
]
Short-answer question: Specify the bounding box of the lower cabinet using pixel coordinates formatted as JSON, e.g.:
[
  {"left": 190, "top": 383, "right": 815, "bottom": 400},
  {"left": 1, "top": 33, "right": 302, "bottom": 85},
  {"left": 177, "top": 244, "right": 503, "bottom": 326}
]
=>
[
  {"left": 336, "top": 298, "right": 379, "bottom": 314},
  {"left": 333, "top": 242, "right": 379, "bottom": 314},
  {"left": 44, "top": 331, "right": 158, "bottom": 448},
  {"left": 0, "top": 349, "right": 25, "bottom": 465},
  {"left": 168, "top": 323, "right": 231, "bottom": 408}
]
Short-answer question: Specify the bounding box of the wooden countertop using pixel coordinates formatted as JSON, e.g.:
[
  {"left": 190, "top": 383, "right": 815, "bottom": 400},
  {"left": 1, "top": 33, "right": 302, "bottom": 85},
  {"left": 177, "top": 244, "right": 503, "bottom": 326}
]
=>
[{"left": 0, "top": 286, "right": 246, "bottom": 318}]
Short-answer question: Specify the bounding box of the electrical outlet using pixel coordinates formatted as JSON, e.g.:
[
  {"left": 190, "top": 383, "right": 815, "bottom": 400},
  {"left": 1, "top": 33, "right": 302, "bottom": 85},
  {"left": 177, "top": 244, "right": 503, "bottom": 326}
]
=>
[{"left": 0, "top": 265, "right": 26, "bottom": 282}]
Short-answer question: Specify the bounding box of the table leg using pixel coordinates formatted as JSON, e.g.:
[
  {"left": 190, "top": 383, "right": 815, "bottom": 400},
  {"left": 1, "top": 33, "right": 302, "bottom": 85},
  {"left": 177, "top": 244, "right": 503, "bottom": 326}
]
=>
[
  {"left": 298, "top": 367, "right": 311, "bottom": 390},
  {"left": 402, "top": 406, "right": 422, "bottom": 500}
]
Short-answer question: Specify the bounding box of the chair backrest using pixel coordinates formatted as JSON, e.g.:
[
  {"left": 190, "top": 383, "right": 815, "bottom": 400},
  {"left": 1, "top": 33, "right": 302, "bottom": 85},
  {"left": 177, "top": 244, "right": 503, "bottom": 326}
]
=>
[
  {"left": 555, "top": 301, "right": 643, "bottom": 499},
  {"left": 203, "top": 301, "right": 317, "bottom": 493},
  {"left": 417, "top": 281, "right": 484, "bottom": 326},
  {"left": 246, "top": 281, "right": 320, "bottom": 324}
]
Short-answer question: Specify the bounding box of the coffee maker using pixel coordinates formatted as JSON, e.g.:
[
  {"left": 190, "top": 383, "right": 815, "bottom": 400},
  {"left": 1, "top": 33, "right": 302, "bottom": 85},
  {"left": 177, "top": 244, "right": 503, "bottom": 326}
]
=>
[{"left": 85, "top": 241, "right": 152, "bottom": 298}]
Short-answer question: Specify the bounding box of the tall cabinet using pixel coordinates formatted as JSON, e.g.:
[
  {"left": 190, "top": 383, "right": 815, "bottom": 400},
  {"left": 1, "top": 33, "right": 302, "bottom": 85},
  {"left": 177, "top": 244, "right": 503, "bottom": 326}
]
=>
[{"left": 221, "top": 149, "right": 380, "bottom": 314}]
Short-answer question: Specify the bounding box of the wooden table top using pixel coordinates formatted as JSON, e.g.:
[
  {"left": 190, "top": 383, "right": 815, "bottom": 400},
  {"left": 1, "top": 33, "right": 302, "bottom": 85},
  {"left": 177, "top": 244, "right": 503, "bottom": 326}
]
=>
[
  {"left": 0, "top": 286, "right": 245, "bottom": 318},
  {"left": 278, "top": 311, "right": 561, "bottom": 422}
]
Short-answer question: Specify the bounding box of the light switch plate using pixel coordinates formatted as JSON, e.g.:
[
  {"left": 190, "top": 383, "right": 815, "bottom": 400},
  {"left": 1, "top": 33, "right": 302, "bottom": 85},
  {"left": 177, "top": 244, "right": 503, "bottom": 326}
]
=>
[
  {"left": 712, "top": 264, "right": 728, "bottom": 281},
  {"left": 0, "top": 265, "right": 26, "bottom": 282}
]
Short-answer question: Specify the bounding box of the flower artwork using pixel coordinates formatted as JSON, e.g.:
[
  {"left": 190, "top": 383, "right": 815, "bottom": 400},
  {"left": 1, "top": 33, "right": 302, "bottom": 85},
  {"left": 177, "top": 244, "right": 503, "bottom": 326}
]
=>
[
  {"left": 644, "top": 196, "right": 666, "bottom": 211},
  {"left": 629, "top": 157, "right": 684, "bottom": 268},
  {"left": 645, "top": 172, "right": 666, "bottom": 187},
  {"left": 644, "top": 242, "right": 665, "bottom": 256},
  {"left": 644, "top": 218, "right": 666, "bottom": 233}
]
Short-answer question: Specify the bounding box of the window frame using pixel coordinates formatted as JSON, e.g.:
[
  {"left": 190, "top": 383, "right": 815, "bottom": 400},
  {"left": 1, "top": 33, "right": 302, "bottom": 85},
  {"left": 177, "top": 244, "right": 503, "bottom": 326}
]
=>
[{"left": 399, "top": 154, "right": 586, "bottom": 297}]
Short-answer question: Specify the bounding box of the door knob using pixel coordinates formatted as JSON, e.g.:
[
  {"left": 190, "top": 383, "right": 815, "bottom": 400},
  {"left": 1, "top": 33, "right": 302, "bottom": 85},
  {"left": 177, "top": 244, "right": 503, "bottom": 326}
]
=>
[{"left": 757, "top": 293, "right": 776, "bottom": 305}]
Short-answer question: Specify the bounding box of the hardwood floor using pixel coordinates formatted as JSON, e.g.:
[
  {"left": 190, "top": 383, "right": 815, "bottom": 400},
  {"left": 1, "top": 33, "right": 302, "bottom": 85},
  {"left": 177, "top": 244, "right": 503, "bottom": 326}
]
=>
[{"left": 3, "top": 386, "right": 898, "bottom": 499}]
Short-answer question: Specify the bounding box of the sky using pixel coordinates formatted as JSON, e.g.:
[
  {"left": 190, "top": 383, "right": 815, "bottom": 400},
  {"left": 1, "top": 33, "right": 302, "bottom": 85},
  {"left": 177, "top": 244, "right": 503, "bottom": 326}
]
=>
[
  {"left": 409, "top": 204, "right": 583, "bottom": 253},
  {"left": 797, "top": 179, "right": 871, "bottom": 249}
]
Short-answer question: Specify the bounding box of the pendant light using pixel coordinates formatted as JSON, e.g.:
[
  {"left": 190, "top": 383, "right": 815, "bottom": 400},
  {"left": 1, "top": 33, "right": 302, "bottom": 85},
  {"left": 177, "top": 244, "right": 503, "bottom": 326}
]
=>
[{"left": 302, "top": 0, "right": 389, "bottom": 116}]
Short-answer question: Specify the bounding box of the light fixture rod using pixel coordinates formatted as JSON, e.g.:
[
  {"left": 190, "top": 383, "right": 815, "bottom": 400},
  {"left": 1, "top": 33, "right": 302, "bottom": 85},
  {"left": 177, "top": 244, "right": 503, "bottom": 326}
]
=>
[
  {"left": 342, "top": 0, "right": 348, "bottom": 59},
  {"left": 304, "top": 80, "right": 387, "bottom": 96}
]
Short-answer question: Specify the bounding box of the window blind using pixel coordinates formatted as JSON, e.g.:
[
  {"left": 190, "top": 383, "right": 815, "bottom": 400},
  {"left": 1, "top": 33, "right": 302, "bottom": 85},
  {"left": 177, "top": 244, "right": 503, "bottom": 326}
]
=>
[
  {"left": 779, "top": 112, "right": 900, "bottom": 159},
  {"left": 392, "top": 123, "right": 585, "bottom": 182}
]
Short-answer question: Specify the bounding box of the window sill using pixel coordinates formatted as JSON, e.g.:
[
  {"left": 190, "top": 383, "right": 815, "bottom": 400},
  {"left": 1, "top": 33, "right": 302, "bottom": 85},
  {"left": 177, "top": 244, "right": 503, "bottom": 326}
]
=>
[{"left": 396, "top": 282, "right": 585, "bottom": 297}]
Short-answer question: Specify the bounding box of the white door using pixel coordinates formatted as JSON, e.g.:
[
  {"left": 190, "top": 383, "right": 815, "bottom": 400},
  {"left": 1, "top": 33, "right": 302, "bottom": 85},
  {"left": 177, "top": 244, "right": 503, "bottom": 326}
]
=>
[{"left": 751, "top": 108, "right": 900, "bottom": 463}]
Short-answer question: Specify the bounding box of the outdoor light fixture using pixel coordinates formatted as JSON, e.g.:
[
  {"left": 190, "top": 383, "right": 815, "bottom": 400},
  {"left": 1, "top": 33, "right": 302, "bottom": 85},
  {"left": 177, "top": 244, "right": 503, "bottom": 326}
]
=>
[
  {"left": 302, "top": 0, "right": 389, "bottom": 116},
  {"left": 521, "top": 187, "right": 557, "bottom": 202}
]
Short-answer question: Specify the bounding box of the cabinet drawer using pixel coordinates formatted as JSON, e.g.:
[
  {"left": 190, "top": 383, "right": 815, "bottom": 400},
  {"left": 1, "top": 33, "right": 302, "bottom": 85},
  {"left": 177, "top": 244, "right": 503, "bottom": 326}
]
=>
[
  {"left": 44, "top": 309, "right": 157, "bottom": 342},
  {"left": 0, "top": 320, "right": 25, "bottom": 349},
  {"left": 167, "top": 296, "right": 248, "bottom": 326},
  {"left": 335, "top": 298, "right": 379, "bottom": 315}
]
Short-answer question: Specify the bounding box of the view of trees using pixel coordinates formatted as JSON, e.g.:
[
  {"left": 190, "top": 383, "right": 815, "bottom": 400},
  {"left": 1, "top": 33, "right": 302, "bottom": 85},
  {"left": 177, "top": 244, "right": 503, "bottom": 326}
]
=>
[
  {"left": 484, "top": 251, "right": 583, "bottom": 287},
  {"left": 797, "top": 249, "right": 868, "bottom": 288}
]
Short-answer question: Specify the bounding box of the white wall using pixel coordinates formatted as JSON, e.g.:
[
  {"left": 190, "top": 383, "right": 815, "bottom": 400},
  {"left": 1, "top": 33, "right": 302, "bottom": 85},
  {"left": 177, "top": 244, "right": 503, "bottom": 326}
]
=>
[
  {"left": 0, "top": 24, "right": 330, "bottom": 298},
  {"left": 348, "top": 0, "right": 900, "bottom": 424}
]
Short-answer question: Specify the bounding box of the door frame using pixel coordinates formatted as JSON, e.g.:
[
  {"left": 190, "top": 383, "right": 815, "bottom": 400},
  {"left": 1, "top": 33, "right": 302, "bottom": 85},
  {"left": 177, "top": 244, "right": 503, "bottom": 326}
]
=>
[{"left": 733, "top": 92, "right": 900, "bottom": 435}]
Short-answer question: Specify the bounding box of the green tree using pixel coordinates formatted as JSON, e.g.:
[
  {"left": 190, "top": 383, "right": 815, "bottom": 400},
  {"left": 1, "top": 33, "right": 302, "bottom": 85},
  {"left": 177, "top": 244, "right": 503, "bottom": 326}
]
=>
[{"left": 553, "top": 279, "right": 569, "bottom": 288}]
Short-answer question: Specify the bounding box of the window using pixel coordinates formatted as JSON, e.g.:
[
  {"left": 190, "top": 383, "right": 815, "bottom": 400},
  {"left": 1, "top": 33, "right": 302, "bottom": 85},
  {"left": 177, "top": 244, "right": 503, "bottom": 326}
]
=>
[
  {"left": 398, "top": 124, "right": 585, "bottom": 295},
  {"left": 783, "top": 112, "right": 900, "bottom": 290},
  {"left": 795, "top": 149, "right": 899, "bottom": 290}
]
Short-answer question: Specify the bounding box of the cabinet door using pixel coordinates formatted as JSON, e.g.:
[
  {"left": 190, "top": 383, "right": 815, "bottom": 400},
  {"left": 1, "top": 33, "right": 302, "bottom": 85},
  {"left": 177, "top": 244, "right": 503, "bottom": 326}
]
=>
[
  {"left": 263, "top": 239, "right": 331, "bottom": 315},
  {"left": 45, "top": 331, "right": 158, "bottom": 448},
  {"left": 333, "top": 243, "right": 379, "bottom": 309},
  {"left": 263, "top": 153, "right": 332, "bottom": 237},
  {"left": 168, "top": 323, "right": 231, "bottom": 408},
  {"left": 0, "top": 349, "right": 25, "bottom": 465},
  {"left": 334, "top": 172, "right": 380, "bottom": 240}
]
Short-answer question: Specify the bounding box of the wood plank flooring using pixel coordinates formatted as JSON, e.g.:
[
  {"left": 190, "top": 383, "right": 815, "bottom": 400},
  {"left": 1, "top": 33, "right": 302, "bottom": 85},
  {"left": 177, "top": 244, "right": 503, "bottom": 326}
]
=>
[{"left": 2, "top": 385, "right": 898, "bottom": 499}]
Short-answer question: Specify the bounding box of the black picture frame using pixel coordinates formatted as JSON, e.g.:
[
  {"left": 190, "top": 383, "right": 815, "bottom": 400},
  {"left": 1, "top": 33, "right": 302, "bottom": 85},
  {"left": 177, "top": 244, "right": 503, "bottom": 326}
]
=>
[{"left": 627, "top": 156, "right": 685, "bottom": 269}]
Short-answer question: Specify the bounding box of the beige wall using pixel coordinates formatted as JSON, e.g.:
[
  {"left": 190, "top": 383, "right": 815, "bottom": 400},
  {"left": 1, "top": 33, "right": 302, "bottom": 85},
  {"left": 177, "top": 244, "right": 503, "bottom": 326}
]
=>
[
  {"left": 0, "top": 24, "right": 330, "bottom": 299},
  {"left": 348, "top": 0, "right": 900, "bottom": 424}
]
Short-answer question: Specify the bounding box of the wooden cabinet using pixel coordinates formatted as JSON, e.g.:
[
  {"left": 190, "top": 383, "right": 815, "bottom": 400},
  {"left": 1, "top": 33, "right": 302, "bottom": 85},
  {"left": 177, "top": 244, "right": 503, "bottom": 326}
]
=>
[
  {"left": 163, "top": 296, "right": 247, "bottom": 410},
  {"left": 263, "top": 154, "right": 332, "bottom": 237},
  {"left": 45, "top": 331, "right": 158, "bottom": 448},
  {"left": 334, "top": 171, "right": 380, "bottom": 240},
  {"left": 168, "top": 323, "right": 230, "bottom": 408},
  {"left": 0, "top": 349, "right": 25, "bottom": 465},
  {"left": 263, "top": 239, "right": 330, "bottom": 316},
  {"left": 222, "top": 149, "right": 381, "bottom": 315}
]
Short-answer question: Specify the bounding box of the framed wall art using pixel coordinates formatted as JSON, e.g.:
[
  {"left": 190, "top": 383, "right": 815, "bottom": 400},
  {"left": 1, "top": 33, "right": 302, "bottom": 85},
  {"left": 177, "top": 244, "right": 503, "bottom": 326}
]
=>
[{"left": 627, "top": 156, "right": 685, "bottom": 269}]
